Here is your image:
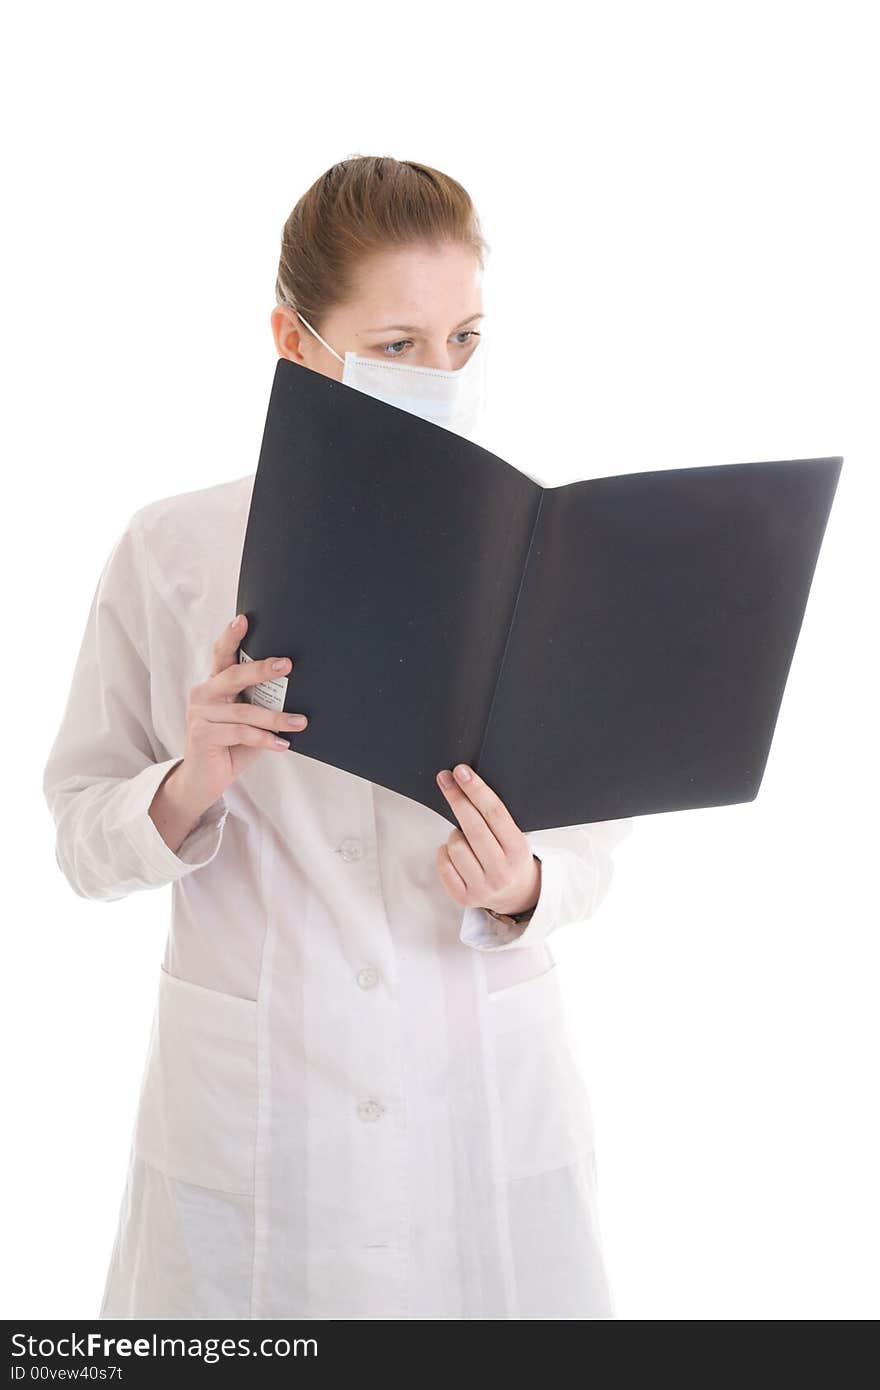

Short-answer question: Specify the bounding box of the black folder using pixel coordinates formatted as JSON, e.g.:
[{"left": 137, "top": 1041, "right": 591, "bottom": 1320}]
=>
[{"left": 234, "top": 357, "right": 842, "bottom": 833}]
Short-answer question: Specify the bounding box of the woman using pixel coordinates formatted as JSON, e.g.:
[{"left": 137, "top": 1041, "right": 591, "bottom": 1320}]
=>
[{"left": 42, "top": 155, "right": 633, "bottom": 1320}]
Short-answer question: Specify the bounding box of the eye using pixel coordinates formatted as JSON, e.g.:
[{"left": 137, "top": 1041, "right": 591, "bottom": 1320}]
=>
[
  {"left": 382, "top": 339, "right": 412, "bottom": 357},
  {"left": 453, "top": 329, "right": 481, "bottom": 345}
]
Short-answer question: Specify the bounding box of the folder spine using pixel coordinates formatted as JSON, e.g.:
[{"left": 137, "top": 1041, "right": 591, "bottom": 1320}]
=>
[{"left": 475, "top": 489, "right": 546, "bottom": 775}]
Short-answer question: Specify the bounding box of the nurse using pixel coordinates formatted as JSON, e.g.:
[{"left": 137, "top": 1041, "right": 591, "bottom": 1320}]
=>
[{"left": 42, "top": 154, "right": 633, "bottom": 1320}]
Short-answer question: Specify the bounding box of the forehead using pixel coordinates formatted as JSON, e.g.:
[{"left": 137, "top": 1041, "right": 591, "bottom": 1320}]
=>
[{"left": 344, "top": 242, "right": 484, "bottom": 330}]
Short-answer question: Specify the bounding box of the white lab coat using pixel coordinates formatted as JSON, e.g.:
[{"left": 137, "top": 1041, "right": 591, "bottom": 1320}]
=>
[{"left": 42, "top": 473, "right": 634, "bottom": 1320}]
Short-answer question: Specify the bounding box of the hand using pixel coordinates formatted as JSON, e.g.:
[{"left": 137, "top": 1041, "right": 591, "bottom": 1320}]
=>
[
  {"left": 434, "top": 763, "right": 541, "bottom": 916},
  {"left": 174, "top": 613, "right": 309, "bottom": 808}
]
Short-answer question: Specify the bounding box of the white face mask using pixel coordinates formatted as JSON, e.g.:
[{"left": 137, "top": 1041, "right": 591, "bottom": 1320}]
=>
[{"left": 294, "top": 310, "right": 488, "bottom": 439}]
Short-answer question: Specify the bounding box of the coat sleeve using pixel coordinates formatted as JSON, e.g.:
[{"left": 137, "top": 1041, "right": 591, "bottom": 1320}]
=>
[
  {"left": 42, "top": 512, "right": 230, "bottom": 903},
  {"left": 459, "top": 816, "right": 634, "bottom": 951}
]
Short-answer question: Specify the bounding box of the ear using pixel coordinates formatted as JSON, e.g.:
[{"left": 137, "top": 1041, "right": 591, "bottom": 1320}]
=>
[{"left": 270, "top": 305, "right": 307, "bottom": 363}]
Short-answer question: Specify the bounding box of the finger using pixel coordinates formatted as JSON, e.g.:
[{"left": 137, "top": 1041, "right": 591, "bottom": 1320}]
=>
[
  {"left": 211, "top": 613, "right": 249, "bottom": 678},
  {"left": 435, "top": 767, "right": 499, "bottom": 871},
  {"left": 436, "top": 764, "right": 520, "bottom": 862},
  {"left": 189, "top": 701, "right": 307, "bottom": 733},
  {"left": 188, "top": 716, "right": 292, "bottom": 752},
  {"left": 443, "top": 828, "right": 485, "bottom": 894},
  {"left": 219, "top": 649, "right": 292, "bottom": 699},
  {"left": 208, "top": 616, "right": 294, "bottom": 697},
  {"left": 435, "top": 844, "right": 471, "bottom": 907}
]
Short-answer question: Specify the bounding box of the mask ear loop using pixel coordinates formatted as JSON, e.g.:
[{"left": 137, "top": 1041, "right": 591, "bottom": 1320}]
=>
[{"left": 295, "top": 311, "right": 345, "bottom": 365}]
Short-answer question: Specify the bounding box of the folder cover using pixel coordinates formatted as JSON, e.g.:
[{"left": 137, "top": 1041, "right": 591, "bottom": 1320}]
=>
[{"left": 235, "top": 357, "right": 842, "bottom": 832}]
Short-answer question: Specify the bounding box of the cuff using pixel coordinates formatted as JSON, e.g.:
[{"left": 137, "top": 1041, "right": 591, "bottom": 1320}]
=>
[{"left": 116, "top": 757, "right": 230, "bottom": 883}]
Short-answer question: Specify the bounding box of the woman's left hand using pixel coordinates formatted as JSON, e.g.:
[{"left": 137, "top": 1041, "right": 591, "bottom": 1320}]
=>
[{"left": 434, "top": 764, "right": 541, "bottom": 916}]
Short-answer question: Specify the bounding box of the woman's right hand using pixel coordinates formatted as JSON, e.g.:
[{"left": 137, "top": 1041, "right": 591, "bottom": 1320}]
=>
[{"left": 174, "top": 612, "right": 308, "bottom": 808}]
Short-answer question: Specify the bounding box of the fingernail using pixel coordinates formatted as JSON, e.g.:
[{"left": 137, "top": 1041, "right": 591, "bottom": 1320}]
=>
[
  {"left": 438, "top": 770, "right": 454, "bottom": 789},
  {"left": 229, "top": 614, "right": 242, "bottom": 627},
  {"left": 455, "top": 764, "right": 471, "bottom": 782}
]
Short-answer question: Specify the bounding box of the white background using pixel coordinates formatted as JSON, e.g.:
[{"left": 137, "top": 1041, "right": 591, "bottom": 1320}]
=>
[{"left": 2, "top": 0, "right": 877, "bottom": 1321}]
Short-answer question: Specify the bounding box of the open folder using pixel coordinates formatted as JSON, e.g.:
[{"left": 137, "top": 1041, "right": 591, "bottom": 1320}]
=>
[{"left": 235, "top": 357, "right": 842, "bottom": 833}]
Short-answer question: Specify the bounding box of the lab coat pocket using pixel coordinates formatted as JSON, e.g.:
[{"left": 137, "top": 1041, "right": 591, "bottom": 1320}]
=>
[
  {"left": 133, "top": 965, "right": 259, "bottom": 1195},
  {"left": 487, "top": 962, "right": 596, "bottom": 1181}
]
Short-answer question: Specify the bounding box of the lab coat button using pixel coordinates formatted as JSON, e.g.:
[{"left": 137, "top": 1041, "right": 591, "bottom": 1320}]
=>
[
  {"left": 337, "top": 837, "right": 363, "bottom": 862},
  {"left": 357, "top": 1099, "right": 384, "bottom": 1122},
  {"left": 356, "top": 966, "right": 379, "bottom": 990}
]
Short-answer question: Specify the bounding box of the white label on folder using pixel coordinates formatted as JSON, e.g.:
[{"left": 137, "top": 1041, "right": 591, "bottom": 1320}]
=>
[{"left": 238, "top": 646, "right": 288, "bottom": 711}]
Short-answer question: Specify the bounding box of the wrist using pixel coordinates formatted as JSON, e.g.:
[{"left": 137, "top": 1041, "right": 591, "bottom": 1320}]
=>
[
  {"left": 484, "top": 855, "right": 541, "bottom": 921},
  {"left": 157, "top": 760, "right": 219, "bottom": 826}
]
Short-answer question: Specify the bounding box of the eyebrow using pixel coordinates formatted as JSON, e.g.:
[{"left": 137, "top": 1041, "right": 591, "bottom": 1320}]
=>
[{"left": 364, "top": 312, "right": 485, "bottom": 333}]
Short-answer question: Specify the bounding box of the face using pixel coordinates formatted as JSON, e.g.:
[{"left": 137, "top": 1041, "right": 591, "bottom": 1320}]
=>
[{"left": 271, "top": 240, "right": 484, "bottom": 379}]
